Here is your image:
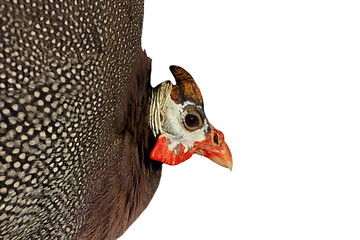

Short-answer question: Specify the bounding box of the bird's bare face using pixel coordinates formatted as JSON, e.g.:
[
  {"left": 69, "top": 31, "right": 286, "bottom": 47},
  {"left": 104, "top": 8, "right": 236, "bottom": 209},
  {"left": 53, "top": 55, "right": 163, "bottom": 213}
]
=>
[{"left": 150, "top": 66, "right": 232, "bottom": 170}]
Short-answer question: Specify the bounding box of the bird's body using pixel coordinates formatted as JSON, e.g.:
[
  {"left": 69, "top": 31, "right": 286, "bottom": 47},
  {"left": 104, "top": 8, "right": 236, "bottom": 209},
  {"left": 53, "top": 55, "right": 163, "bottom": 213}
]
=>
[
  {"left": 1, "top": 1, "right": 158, "bottom": 239},
  {"left": 1, "top": 0, "right": 232, "bottom": 239}
]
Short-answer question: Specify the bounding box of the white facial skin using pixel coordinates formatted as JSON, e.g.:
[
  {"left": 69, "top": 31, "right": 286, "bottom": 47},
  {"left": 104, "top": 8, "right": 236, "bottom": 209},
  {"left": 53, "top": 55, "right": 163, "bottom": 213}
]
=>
[
  {"left": 149, "top": 80, "right": 212, "bottom": 154},
  {"left": 161, "top": 97, "right": 211, "bottom": 153}
]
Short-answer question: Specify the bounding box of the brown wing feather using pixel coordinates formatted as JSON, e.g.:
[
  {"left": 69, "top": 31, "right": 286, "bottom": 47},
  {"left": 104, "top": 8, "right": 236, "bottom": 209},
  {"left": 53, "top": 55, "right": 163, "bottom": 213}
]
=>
[{"left": 77, "top": 49, "right": 162, "bottom": 240}]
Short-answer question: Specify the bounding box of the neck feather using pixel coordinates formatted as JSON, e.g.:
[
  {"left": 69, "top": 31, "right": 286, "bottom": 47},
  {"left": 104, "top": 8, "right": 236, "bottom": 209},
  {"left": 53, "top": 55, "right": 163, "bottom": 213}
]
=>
[{"left": 149, "top": 81, "right": 172, "bottom": 137}]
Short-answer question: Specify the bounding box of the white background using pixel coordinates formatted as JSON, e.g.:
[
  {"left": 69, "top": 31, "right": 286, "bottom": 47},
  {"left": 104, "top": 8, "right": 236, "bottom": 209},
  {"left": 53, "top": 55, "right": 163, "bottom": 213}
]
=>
[{"left": 123, "top": 0, "right": 360, "bottom": 239}]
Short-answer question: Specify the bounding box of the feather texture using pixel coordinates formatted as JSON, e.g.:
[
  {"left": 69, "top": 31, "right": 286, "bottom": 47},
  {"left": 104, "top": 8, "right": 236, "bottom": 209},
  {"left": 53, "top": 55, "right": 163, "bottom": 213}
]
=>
[{"left": 0, "top": 1, "right": 161, "bottom": 239}]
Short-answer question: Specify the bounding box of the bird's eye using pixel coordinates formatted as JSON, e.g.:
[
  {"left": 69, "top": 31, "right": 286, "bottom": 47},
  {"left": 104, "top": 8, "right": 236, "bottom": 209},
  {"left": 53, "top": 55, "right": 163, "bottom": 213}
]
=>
[{"left": 184, "top": 112, "right": 203, "bottom": 131}]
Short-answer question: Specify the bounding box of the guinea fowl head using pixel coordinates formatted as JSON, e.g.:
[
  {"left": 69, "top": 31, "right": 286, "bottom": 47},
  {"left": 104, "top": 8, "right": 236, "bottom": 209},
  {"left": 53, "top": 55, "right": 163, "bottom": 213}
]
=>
[{"left": 149, "top": 66, "right": 233, "bottom": 169}]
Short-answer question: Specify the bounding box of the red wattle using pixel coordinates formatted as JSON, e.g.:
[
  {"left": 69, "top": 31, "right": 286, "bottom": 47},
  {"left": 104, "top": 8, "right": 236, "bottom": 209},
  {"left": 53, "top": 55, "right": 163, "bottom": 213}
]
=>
[{"left": 150, "top": 136, "right": 195, "bottom": 165}]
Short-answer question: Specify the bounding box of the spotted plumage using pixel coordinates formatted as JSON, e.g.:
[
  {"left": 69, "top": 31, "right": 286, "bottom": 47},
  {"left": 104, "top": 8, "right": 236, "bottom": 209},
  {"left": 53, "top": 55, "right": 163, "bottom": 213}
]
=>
[
  {"left": 0, "top": 1, "right": 232, "bottom": 239},
  {"left": 1, "top": 1, "right": 148, "bottom": 239}
]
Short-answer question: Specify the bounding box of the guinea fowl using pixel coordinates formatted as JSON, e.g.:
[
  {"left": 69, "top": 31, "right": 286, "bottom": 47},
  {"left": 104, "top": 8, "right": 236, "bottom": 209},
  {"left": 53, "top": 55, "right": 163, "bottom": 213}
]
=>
[{"left": 0, "top": 0, "right": 232, "bottom": 239}]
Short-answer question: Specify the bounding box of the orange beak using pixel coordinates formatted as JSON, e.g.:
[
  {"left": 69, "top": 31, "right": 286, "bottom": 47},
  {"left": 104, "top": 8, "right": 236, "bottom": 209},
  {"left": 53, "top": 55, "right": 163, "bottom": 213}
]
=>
[{"left": 194, "top": 128, "right": 233, "bottom": 170}]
